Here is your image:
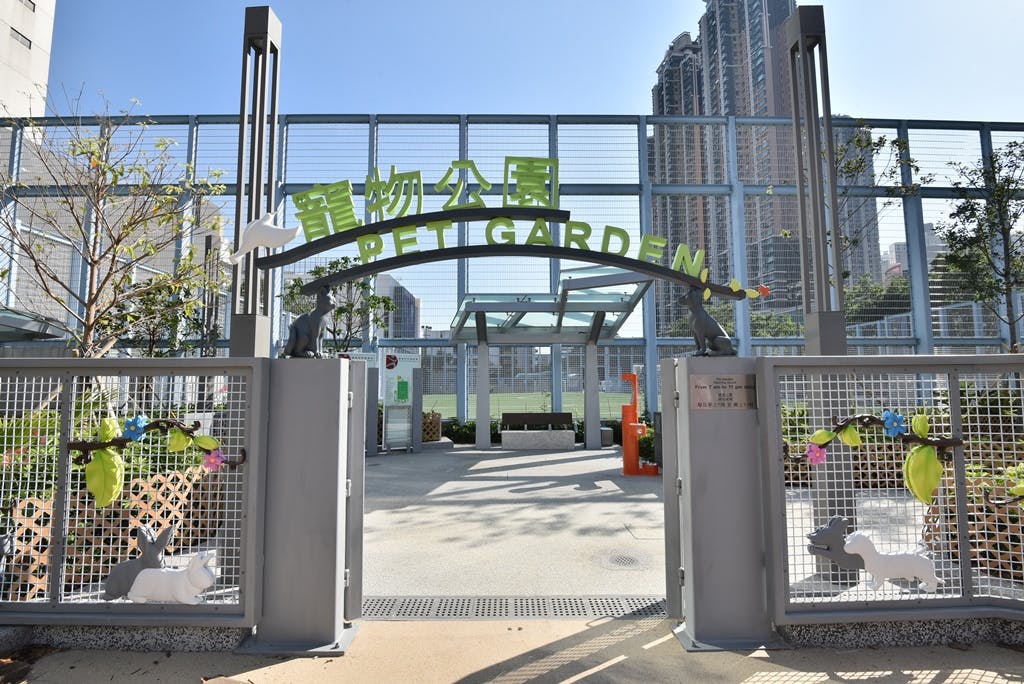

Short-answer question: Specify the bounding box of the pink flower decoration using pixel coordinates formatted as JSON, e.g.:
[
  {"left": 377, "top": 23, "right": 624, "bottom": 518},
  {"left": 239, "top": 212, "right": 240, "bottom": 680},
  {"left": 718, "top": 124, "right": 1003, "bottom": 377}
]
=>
[
  {"left": 805, "top": 443, "right": 827, "bottom": 466},
  {"left": 204, "top": 449, "right": 226, "bottom": 472}
]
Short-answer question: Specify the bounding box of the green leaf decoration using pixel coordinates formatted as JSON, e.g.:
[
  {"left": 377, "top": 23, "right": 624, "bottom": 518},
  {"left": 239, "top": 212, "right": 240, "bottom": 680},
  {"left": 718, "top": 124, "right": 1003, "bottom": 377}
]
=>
[
  {"left": 193, "top": 434, "right": 220, "bottom": 451},
  {"left": 85, "top": 448, "right": 125, "bottom": 508},
  {"left": 809, "top": 429, "right": 836, "bottom": 446},
  {"left": 910, "top": 413, "right": 930, "bottom": 439},
  {"left": 1010, "top": 483, "right": 1024, "bottom": 496},
  {"left": 167, "top": 427, "right": 193, "bottom": 452},
  {"left": 903, "top": 444, "right": 942, "bottom": 505},
  {"left": 838, "top": 426, "right": 862, "bottom": 447},
  {"left": 98, "top": 416, "right": 122, "bottom": 442}
]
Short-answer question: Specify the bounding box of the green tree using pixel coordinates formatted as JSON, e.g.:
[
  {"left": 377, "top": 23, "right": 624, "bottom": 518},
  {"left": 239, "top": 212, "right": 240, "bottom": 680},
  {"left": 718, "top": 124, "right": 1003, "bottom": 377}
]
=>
[
  {"left": 831, "top": 123, "right": 931, "bottom": 281},
  {"left": 282, "top": 257, "right": 396, "bottom": 353},
  {"left": 668, "top": 300, "right": 799, "bottom": 338},
  {"left": 937, "top": 141, "right": 1024, "bottom": 352},
  {"left": 0, "top": 96, "right": 225, "bottom": 357},
  {"left": 843, "top": 274, "right": 911, "bottom": 324},
  {"left": 99, "top": 248, "right": 224, "bottom": 357}
]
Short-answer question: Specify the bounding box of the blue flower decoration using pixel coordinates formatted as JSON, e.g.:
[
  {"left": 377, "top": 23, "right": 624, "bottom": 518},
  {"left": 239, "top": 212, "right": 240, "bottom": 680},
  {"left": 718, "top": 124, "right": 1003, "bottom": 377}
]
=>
[
  {"left": 123, "top": 414, "right": 149, "bottom": 442},
  {"left": 881, "top": 409, "right": 907, "bottom": 437}
]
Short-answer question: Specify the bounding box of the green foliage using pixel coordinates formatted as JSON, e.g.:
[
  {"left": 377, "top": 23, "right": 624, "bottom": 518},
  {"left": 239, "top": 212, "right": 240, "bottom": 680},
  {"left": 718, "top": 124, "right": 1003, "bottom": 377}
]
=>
[
  {"left": 669, "top": 300, "right": 799, "bottom": 338},
  {"left": 638, "top": 430, "right": 657, "bottom": 464},
  {"left": 282, "top": 257, "right": 397, "bottom": 353},
  {"left": 99, "top": 247, "right": 224, "bottom": 357},
  {"left": 843, "top": 274, "right": 910, "bottom": 324},
  {"left": 831, "top": 125, "right": 932, "bottom": 281},
  {"left": 937, "top": 140, "right": 1024, "bottom": 352},
  {"left": 441, "top": 419, "right": 500, "bottom": 444},
  {"left": 0, "top": 96, "right": 227, "bottom": 357}
]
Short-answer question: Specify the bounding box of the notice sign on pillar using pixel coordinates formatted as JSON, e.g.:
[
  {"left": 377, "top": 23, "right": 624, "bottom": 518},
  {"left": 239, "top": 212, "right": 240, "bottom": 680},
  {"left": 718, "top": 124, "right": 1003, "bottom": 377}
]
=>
[{"left": 383, "top": 353, "right": 420, "bottom": 451}]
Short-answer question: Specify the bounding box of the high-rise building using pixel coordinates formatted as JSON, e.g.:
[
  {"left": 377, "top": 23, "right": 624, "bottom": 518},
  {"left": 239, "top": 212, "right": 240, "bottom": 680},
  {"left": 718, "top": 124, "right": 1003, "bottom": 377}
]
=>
[
  {"left": 0, "top": 0, "right": 55, "bottom": 116},
  {"left": 651, "top": 0, "right": 797, "bottom": 333},
  {"left": 652, "top": 0, "right": 882, "bottom": 333},
  {"left": 650, "top": 32, "right": 711, "bottom": 332},
  {"left": 376, "top": 274, "right": 419, "bottom": 340}
]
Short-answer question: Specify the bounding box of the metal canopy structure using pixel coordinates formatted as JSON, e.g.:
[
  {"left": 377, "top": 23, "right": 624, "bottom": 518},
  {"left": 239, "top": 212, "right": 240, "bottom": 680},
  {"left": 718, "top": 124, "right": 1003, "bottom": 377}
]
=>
[
  {"left": 450, "top": 266, "right": 652, "bottom": 346},
  {"left": 454, "top": 265, "right": 652, "bottom": 450},
  {"left": 0, "top": 307, "right": 63, "bottom": 343}
]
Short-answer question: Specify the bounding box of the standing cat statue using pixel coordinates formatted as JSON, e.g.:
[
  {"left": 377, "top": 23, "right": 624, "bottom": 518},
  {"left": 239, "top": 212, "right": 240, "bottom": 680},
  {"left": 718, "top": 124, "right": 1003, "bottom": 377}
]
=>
[{"left": 127, "top": 552, "right": 216, "bottom": 605}]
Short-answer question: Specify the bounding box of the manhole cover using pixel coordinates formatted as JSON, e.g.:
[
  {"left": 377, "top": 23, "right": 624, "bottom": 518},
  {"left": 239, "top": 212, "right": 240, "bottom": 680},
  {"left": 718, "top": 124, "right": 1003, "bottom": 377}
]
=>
[{"left": 611, "top": 554, "right": 641, "bottom": 567}]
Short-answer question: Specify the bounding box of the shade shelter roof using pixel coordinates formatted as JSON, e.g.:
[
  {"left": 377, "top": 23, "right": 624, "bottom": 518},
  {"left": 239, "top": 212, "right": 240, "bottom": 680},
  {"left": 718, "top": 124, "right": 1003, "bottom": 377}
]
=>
[
  {"left": 0, "top": 307, "right": 64, "bottom": 343},
  {"left": 449, "top": 265, "right": 651, "bottom": 345}
]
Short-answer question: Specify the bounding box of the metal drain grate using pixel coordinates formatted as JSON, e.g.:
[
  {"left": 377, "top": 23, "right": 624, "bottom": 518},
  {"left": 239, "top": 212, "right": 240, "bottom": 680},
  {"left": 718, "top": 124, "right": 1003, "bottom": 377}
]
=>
[{"left": 361, "top": 596, "right": 667, "bottom": 620}]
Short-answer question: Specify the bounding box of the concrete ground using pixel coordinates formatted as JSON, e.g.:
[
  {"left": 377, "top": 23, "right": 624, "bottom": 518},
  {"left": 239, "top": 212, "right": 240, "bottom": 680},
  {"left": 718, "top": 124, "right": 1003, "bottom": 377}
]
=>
[
  {"left": 363, "top": 444, "right": 665, "bottom": 598},
  {"left": 12, "top": 442, "right": 1024, "bottom": 682}
]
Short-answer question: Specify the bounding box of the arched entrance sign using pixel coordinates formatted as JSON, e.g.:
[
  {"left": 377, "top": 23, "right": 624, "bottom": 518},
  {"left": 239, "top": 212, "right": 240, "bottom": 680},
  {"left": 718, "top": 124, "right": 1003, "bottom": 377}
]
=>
[{"left": 254, "top": 206, "right": 752, "bottom": 301}]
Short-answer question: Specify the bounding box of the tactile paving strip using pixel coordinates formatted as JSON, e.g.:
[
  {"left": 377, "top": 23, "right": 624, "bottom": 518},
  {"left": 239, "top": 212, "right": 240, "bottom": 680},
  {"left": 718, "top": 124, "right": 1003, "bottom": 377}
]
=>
[{"left": 361, "top": 596, "right": 667, "bottom": 620}]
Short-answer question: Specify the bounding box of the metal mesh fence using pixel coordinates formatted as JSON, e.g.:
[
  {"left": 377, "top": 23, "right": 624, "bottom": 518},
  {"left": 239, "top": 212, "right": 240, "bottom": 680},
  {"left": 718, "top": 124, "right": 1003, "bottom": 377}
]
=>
[
  {"left": 767, "top": 363, "right": 1024, "bottom": 613},
  {"left": 774, "top": 369, "right": 963, "bottom": 606},
  {"left": 0, "top": 367, "right": 250, "bottom": 608},
  {"left": 4, "top": 114, "right": 1024, "bottom": 412}
]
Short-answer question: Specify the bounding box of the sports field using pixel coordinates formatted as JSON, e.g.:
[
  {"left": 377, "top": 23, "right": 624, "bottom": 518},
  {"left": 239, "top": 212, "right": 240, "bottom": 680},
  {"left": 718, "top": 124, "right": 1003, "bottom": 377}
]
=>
[{"left": 422, "top": 391, "right": 636, "bottom": 420}]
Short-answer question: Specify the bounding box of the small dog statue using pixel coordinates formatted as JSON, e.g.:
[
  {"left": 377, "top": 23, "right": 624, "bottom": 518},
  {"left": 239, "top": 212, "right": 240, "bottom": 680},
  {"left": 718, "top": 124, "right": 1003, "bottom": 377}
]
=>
[
  {"left": 283, "top": 286, "right": 336, "bottom": 358},
  {"left": 844, "top": 531, "right": 942, "bottom": 591},
  {"left": 684, "top": 285, "right": 736, "bottom": 356},
  {"left": 806, "top": 515, "right": 864, "bottom": 570},
  {"left": 127, "top": 552, "right": 216, "bottom": 605}
]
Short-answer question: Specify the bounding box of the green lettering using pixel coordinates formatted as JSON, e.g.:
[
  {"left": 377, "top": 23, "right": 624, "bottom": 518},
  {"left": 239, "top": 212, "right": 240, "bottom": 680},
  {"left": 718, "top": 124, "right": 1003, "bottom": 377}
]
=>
[
  {"left": 425, "top": 219, "right": 454, "bottom": 249},
  {"left": 600, "top": 225, "right": 630, "bottom": 256},
  {"left": 356, "top": 234, "right": 384, "bottom": 263},
  {"left": 525, "top": 218, "right": 554, "bottom": 246},
  {"left": 485, "top": 217, "right": 516, "bottom": 245},
  {"left": 670, "top": 243, "right": 705, "bottom": 276},
  {"left": 637, "top": 234, "right": 667, "bottom": 263},
  {"left": 392, "top": 225, "right": 419, "bottom": 256},
  {"left": 563, "top": 220, "right": 592, "bottom": 250}
]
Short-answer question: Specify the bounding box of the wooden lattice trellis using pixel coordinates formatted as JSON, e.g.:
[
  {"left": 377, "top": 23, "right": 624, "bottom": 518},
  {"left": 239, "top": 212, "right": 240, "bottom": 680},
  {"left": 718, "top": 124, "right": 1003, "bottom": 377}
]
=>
[
  {"left": 925, "top": 475, "right": 1024, "bottom": 585},
  {"left": 4, "top": 467, "right": 226, "bottom": 602},
  {"left": 422, "top": 412, "right": 441, "bottom": 443}
]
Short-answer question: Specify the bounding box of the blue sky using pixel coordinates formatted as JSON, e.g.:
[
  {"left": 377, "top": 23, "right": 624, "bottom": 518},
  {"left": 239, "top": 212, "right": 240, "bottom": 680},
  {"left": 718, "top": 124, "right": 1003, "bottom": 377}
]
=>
[{"left": 48, "top": 0, "right": 1024, "bottom": 122}]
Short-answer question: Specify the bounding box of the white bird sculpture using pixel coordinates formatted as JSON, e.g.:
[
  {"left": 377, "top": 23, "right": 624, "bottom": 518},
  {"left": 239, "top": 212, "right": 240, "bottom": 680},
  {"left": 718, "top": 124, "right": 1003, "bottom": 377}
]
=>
[{"left": 227, "top": 212, "right": 300, "bottom": 264}]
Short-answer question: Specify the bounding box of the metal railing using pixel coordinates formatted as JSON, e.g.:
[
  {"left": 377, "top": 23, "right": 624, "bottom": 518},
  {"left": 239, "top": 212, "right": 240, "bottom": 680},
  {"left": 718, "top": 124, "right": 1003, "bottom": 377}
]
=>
[{"left": 3, "top": 114, "right": 1023, "bottom": 416}]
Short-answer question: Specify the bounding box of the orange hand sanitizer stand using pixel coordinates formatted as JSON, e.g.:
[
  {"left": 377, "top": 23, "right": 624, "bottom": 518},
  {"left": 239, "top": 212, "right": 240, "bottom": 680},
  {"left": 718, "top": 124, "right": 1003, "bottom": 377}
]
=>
[{"left": 621, "top": 372, "right": 659, "bottom": 476}]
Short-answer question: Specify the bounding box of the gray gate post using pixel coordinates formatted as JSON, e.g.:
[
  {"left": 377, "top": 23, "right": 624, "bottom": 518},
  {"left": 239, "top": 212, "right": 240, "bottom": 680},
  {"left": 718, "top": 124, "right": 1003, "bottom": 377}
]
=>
[
  {"left": 668, "top": 356, "right": 779, "bottom": 650},
  {"left": 240, "top": 358, "right": 360, "bottom": 655},
  {"left": 365, "top": 367, "right": 379, "bottom": 457}
]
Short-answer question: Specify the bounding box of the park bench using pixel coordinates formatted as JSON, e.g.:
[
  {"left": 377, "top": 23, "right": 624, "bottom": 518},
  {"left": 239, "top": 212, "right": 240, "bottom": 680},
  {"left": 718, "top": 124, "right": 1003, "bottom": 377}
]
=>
[{"left": 499, "top": 411, "right": 576, "bottom": 450}]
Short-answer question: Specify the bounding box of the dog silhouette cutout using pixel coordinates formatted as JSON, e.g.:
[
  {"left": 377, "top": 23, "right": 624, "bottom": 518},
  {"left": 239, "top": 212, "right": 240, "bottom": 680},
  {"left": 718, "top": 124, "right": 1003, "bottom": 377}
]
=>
[
  {"left": 844, "top": 531, "right": 941, "bottom": 591},
  {"left": 806, "top": 515, "right": 864, "bottom": 570}
]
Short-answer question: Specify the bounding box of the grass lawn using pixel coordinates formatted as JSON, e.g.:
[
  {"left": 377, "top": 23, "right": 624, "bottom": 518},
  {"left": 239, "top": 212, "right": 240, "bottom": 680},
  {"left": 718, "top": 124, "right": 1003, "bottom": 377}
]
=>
[{"left": 423, "top": 391, "right": 635, "bottom": 421}]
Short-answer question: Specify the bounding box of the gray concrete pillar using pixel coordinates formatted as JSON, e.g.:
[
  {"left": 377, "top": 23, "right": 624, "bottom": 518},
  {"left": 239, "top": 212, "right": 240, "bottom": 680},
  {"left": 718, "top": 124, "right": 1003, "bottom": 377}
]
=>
[
  {"left": 475, "top": 341, "right": 490, "bottom": 449},
  {"left": 584, "top": 341, "right": 601, "bottom": 449}
]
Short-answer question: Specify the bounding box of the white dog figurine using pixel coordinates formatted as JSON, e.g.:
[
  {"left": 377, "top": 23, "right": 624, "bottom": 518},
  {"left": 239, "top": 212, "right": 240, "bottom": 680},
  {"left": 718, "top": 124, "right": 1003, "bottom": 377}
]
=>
[
  {"left": 127, "top": 552, "right": 216, "bottom": 604},
  {"left": 843, "top": 531, "right": 941, "bottom": 591}
]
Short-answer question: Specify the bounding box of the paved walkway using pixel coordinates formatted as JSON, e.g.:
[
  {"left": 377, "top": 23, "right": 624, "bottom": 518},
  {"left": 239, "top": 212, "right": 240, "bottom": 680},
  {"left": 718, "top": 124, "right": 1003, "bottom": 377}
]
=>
[
  {"left": 364, "top": 443, "right": 665, "bottom": 600},
  {"left": 15, "top": 442, "right": 1024, "bottom": 682}
]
